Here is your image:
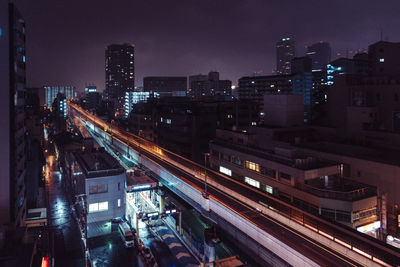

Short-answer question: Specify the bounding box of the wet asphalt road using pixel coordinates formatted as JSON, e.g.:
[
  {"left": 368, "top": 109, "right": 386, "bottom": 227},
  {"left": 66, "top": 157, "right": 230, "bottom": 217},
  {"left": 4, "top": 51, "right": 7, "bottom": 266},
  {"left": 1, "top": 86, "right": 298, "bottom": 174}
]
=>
[{"left": 45, "top": 147, "right": 85, "bottom": 267}]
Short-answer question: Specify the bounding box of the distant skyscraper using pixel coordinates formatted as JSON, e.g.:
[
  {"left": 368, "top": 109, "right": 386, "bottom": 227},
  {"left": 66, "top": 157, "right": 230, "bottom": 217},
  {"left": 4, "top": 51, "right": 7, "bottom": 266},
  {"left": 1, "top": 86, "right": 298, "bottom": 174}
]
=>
[
  {"left": 276, "top": 37, "right": 295, "bottom": 75},
  {"left": 44, "top": 86, "right": 76, "bottom": 108},
  {"left": 0, "top": 2, "right": 27, "bottom": 227},
  {"left": 306, "top": 42, "right": 332, "bottom": 71},
  {"left": 105, "top": 43, "right": 135, "bottom": 110}
]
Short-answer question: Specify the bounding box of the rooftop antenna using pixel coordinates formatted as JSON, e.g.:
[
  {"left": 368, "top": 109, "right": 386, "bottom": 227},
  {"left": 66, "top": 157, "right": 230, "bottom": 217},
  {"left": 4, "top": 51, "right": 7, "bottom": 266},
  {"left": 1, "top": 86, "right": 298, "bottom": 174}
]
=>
[{"left": 380, "top": 29, "right": 383, "bottom": 41}]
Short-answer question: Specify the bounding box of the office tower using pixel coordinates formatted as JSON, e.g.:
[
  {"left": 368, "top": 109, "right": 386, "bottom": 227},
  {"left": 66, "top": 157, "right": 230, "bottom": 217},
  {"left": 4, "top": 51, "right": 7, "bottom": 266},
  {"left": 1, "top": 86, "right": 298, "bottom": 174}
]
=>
[
  {"left": 52, "top": 93, "right": 67, "bottom": 119},
  {"left": 276, "top": 37, "right": 295, "bottom": 75},
  {"left": 306, "top": 42, "right": 332, "bottom": 71},
  {"left": 0, "top": 2, "right": 27, "bottom": 227},
  {"left": 368, "top": 41, "right": 400, "bottom": 76},
  {"left": 188, "top": 71, "right": 232, "bottom": 99},
  {"left": 105, "top": 43, "right": 135, "bottom": 110},
  {"left": 238, "top": 74, "right": 292, "bottom": 111},
  {"left": 44, "top": 86, "right": 75, "bottom": 108},
  {"left": 143, "top": 76, "right": 187, "bottom": 97},
  {"left": 84, "top": 85, "right": 100, "bottom": 111}
]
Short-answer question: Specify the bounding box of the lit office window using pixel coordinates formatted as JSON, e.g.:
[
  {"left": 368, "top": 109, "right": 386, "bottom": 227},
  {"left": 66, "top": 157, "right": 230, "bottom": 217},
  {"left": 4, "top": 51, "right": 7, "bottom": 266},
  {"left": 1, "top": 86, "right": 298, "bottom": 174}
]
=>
[
  {"left": 264, "top": 184, "right": 273, "bottom": 194},
  {"left": 118, "top": 199, "right": 121, "bottom": 208},
  {"left": 89, "top": 203, "right": 98, "bottom": 213},
  {"left": 219, "top": 166, "right": 232, "bottom": 176},
  {"left": 245, "top": 177, "right": 260, "bottom": 188},
  {"left": 98, "top": 201, "right": 108, "bottom": 211},
  {"left": 379, "top": 58, "right": 385, "bottom": 62},
  {"left": 245, "top": 161, "right": 260, "bottom": 172}
]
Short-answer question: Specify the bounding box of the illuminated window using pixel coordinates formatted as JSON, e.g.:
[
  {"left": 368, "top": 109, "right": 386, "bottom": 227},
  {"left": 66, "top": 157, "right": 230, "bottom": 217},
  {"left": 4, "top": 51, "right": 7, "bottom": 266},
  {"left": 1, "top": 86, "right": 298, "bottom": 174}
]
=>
[
  {"left": 89, "top": 203, "right": 98, "bottom": 213},
  {"left": 245, "top": 161, "right": 260, "bottom": 172},
  {"left": 89, "top": 201, "right": 108, "bottom": 213},
  {"left": 227, "top": 114, "right": 233, "bottom": 119},
  {"left": 245, "top": 177, "right": 260, "bottom": 188},
  {"left": 98, "top": 201, "right": 108, "bottom": 211},
  {"left": 379, "top": 58, "right": 385, "bottom": 62},
  {"left": 264, "top": 184, "right": 273, "bottom": 194},
  {"left": 118, "top": 199, "right": 121, "bottom": 207},
  {"left": 219, "top": 166, "right": 232, "bottom": 176}
]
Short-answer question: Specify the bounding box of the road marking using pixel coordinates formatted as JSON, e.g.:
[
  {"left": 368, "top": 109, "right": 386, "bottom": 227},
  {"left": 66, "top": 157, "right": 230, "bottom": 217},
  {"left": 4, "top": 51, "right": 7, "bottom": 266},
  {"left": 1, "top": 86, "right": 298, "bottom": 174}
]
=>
[
  {"left": 176, "top": 252, "right": 191, "bottom": 259},
  {"left": 168, "top": 242, "right": 182, "bottom": 249},
  {"left": 162, "top": 234, "right": 174, "bottom": 239}
]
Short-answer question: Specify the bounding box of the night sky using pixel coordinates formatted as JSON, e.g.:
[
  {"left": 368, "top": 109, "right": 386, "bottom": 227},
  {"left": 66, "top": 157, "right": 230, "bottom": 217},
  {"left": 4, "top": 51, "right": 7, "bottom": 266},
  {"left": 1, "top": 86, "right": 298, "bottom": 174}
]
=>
[{"left": 14, "top": 0, "right": 400, "bottom": 91}]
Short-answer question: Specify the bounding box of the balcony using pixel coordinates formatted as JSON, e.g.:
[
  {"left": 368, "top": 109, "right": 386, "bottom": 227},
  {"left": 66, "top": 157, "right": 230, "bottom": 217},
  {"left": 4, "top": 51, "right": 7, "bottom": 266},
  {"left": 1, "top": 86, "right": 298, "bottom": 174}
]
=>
[{"left": 302, "top": 176, "right": 377, "bottom": 201}]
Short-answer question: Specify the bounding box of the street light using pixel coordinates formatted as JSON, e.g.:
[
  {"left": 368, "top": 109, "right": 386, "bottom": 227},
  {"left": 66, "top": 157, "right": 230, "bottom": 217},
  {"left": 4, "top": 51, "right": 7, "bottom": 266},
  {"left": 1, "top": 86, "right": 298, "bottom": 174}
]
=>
[{"left": 203, "top": 153, "right": 210, "bottom": 199}]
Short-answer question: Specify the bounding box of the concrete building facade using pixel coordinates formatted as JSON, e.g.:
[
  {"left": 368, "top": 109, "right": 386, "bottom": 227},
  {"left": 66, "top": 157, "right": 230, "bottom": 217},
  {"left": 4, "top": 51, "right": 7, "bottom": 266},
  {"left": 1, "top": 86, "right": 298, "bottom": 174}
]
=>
[{"left": 0, "top": 2, "right": 27, "bottom": 227}]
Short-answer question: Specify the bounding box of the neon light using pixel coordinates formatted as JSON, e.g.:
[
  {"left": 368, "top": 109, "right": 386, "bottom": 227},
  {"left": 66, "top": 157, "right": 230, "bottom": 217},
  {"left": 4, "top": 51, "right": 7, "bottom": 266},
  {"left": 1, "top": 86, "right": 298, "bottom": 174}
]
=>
[{"left": 357, "top": 221, "right": 381, "bottom": 233}]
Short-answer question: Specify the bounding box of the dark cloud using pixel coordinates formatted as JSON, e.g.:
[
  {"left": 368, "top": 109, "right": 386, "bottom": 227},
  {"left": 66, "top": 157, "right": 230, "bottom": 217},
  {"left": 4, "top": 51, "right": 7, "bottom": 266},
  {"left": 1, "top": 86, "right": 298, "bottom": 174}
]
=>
[{"left": 14, "top": 0, "right": 400, "bottom": 90}]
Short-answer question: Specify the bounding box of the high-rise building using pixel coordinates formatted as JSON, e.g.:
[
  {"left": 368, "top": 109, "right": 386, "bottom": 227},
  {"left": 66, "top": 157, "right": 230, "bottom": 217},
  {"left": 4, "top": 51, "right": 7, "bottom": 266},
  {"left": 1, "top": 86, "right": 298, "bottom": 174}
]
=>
[
  {"left": 84, "top": 85, "right": 100, "bottom": 111},
  {"left": 188, "top": 72, "right": 232, "bottom": 99},
  {"left": 44, "top": 86, "right": 75, "bottom": 108},
  {"left": 52, "top": 93, "right": 67, "bottom": 119},
  {"left": 143, "top": 76, "right": 187, "bottom": 97},
  {"left": 306, "top": 42, "right": 332, "bottom": 71},
  {"left": 0, "top": 2, "right": 27, "bottom": 227},
  {"left": 238, "top": 74, "right": 293, "bottom": 112},
  {"left": 105, "top": 43, "right": 135, "bottom": 110},
  {"left": 276, "top": 37, "right": 295, "bottom": 75},
  {"left": 368, "top": 41, "right": 400, "bottom": 76}
]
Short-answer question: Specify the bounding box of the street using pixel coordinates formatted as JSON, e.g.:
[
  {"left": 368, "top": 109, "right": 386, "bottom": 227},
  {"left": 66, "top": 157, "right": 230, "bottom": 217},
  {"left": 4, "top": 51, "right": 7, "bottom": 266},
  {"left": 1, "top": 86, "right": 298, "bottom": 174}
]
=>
[{"left": 44, "top": 146, "right": 85, "bottom": 267}]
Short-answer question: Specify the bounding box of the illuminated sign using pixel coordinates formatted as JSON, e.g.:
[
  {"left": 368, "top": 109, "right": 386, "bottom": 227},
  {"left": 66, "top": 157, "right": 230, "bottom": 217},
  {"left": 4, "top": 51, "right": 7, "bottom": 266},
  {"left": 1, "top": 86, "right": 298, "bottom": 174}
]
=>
[
  {"left": 147, "top": 212, "right": 159, "bottom": 217},
  {"left": 165, "top": 209, "right": 177, "bottom": 214},
  {"left": 133, "top": 184, "right": 151, "bottom": 190},
  {"left": 357, "top": 221, "right": 381, "bottom": 233}
]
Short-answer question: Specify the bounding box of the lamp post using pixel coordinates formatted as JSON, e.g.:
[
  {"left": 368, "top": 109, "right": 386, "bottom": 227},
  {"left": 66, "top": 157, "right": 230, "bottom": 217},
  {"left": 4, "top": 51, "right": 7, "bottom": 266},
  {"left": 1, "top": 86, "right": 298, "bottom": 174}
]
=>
[{"left": 203, "top": 153, "right": 210, "bottom": 198}]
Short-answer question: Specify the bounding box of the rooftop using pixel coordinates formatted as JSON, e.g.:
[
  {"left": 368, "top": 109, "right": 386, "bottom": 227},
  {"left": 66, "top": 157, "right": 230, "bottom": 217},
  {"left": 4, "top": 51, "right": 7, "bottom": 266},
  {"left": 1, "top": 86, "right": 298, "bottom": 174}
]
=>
[
  {"left": 74, "top": 149, "right": 125, "bottom": 178},
  {"left": 211, "top": 139, "right": 338, "bottom": 171},
  {"left": 126, "top": 168, "right": 157, "bottom": 191},
  {"left": 304, "top": 176, "right": 377, "bottom": 201},
  {"left": 297, "top": 141, "right": 400, "bottom": 166}
]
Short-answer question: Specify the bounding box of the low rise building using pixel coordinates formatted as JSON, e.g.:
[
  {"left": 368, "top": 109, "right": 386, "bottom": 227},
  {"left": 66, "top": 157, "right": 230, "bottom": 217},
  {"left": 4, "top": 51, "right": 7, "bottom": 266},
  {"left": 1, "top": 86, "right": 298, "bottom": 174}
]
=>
[
  {"left": 209, "top": 127, "right": 378, "bottom": 232},
  {"left": 66, "top": 148, "right": 126, "bottom": 237}
]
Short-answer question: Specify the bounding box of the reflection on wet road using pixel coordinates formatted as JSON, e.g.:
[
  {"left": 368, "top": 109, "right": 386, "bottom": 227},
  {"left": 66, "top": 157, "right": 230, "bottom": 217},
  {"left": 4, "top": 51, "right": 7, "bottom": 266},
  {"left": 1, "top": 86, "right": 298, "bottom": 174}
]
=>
[{"left": 45, "top": 148, "right": 85, "bottom": 267}]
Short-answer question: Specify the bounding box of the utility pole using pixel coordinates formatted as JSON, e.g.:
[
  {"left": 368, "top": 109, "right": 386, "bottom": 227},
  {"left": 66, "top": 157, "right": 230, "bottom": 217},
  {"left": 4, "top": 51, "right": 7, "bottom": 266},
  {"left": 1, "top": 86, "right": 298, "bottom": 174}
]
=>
[{"left": 203, "top": 153, "right": 210, "bottom": 198}]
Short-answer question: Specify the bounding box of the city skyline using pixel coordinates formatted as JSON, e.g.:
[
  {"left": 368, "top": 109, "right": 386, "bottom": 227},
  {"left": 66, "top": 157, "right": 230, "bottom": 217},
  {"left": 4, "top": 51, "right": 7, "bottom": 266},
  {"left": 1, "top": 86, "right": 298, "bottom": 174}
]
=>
[{"left": 13, "top": 0, "right": 400, "bottom": 91}]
